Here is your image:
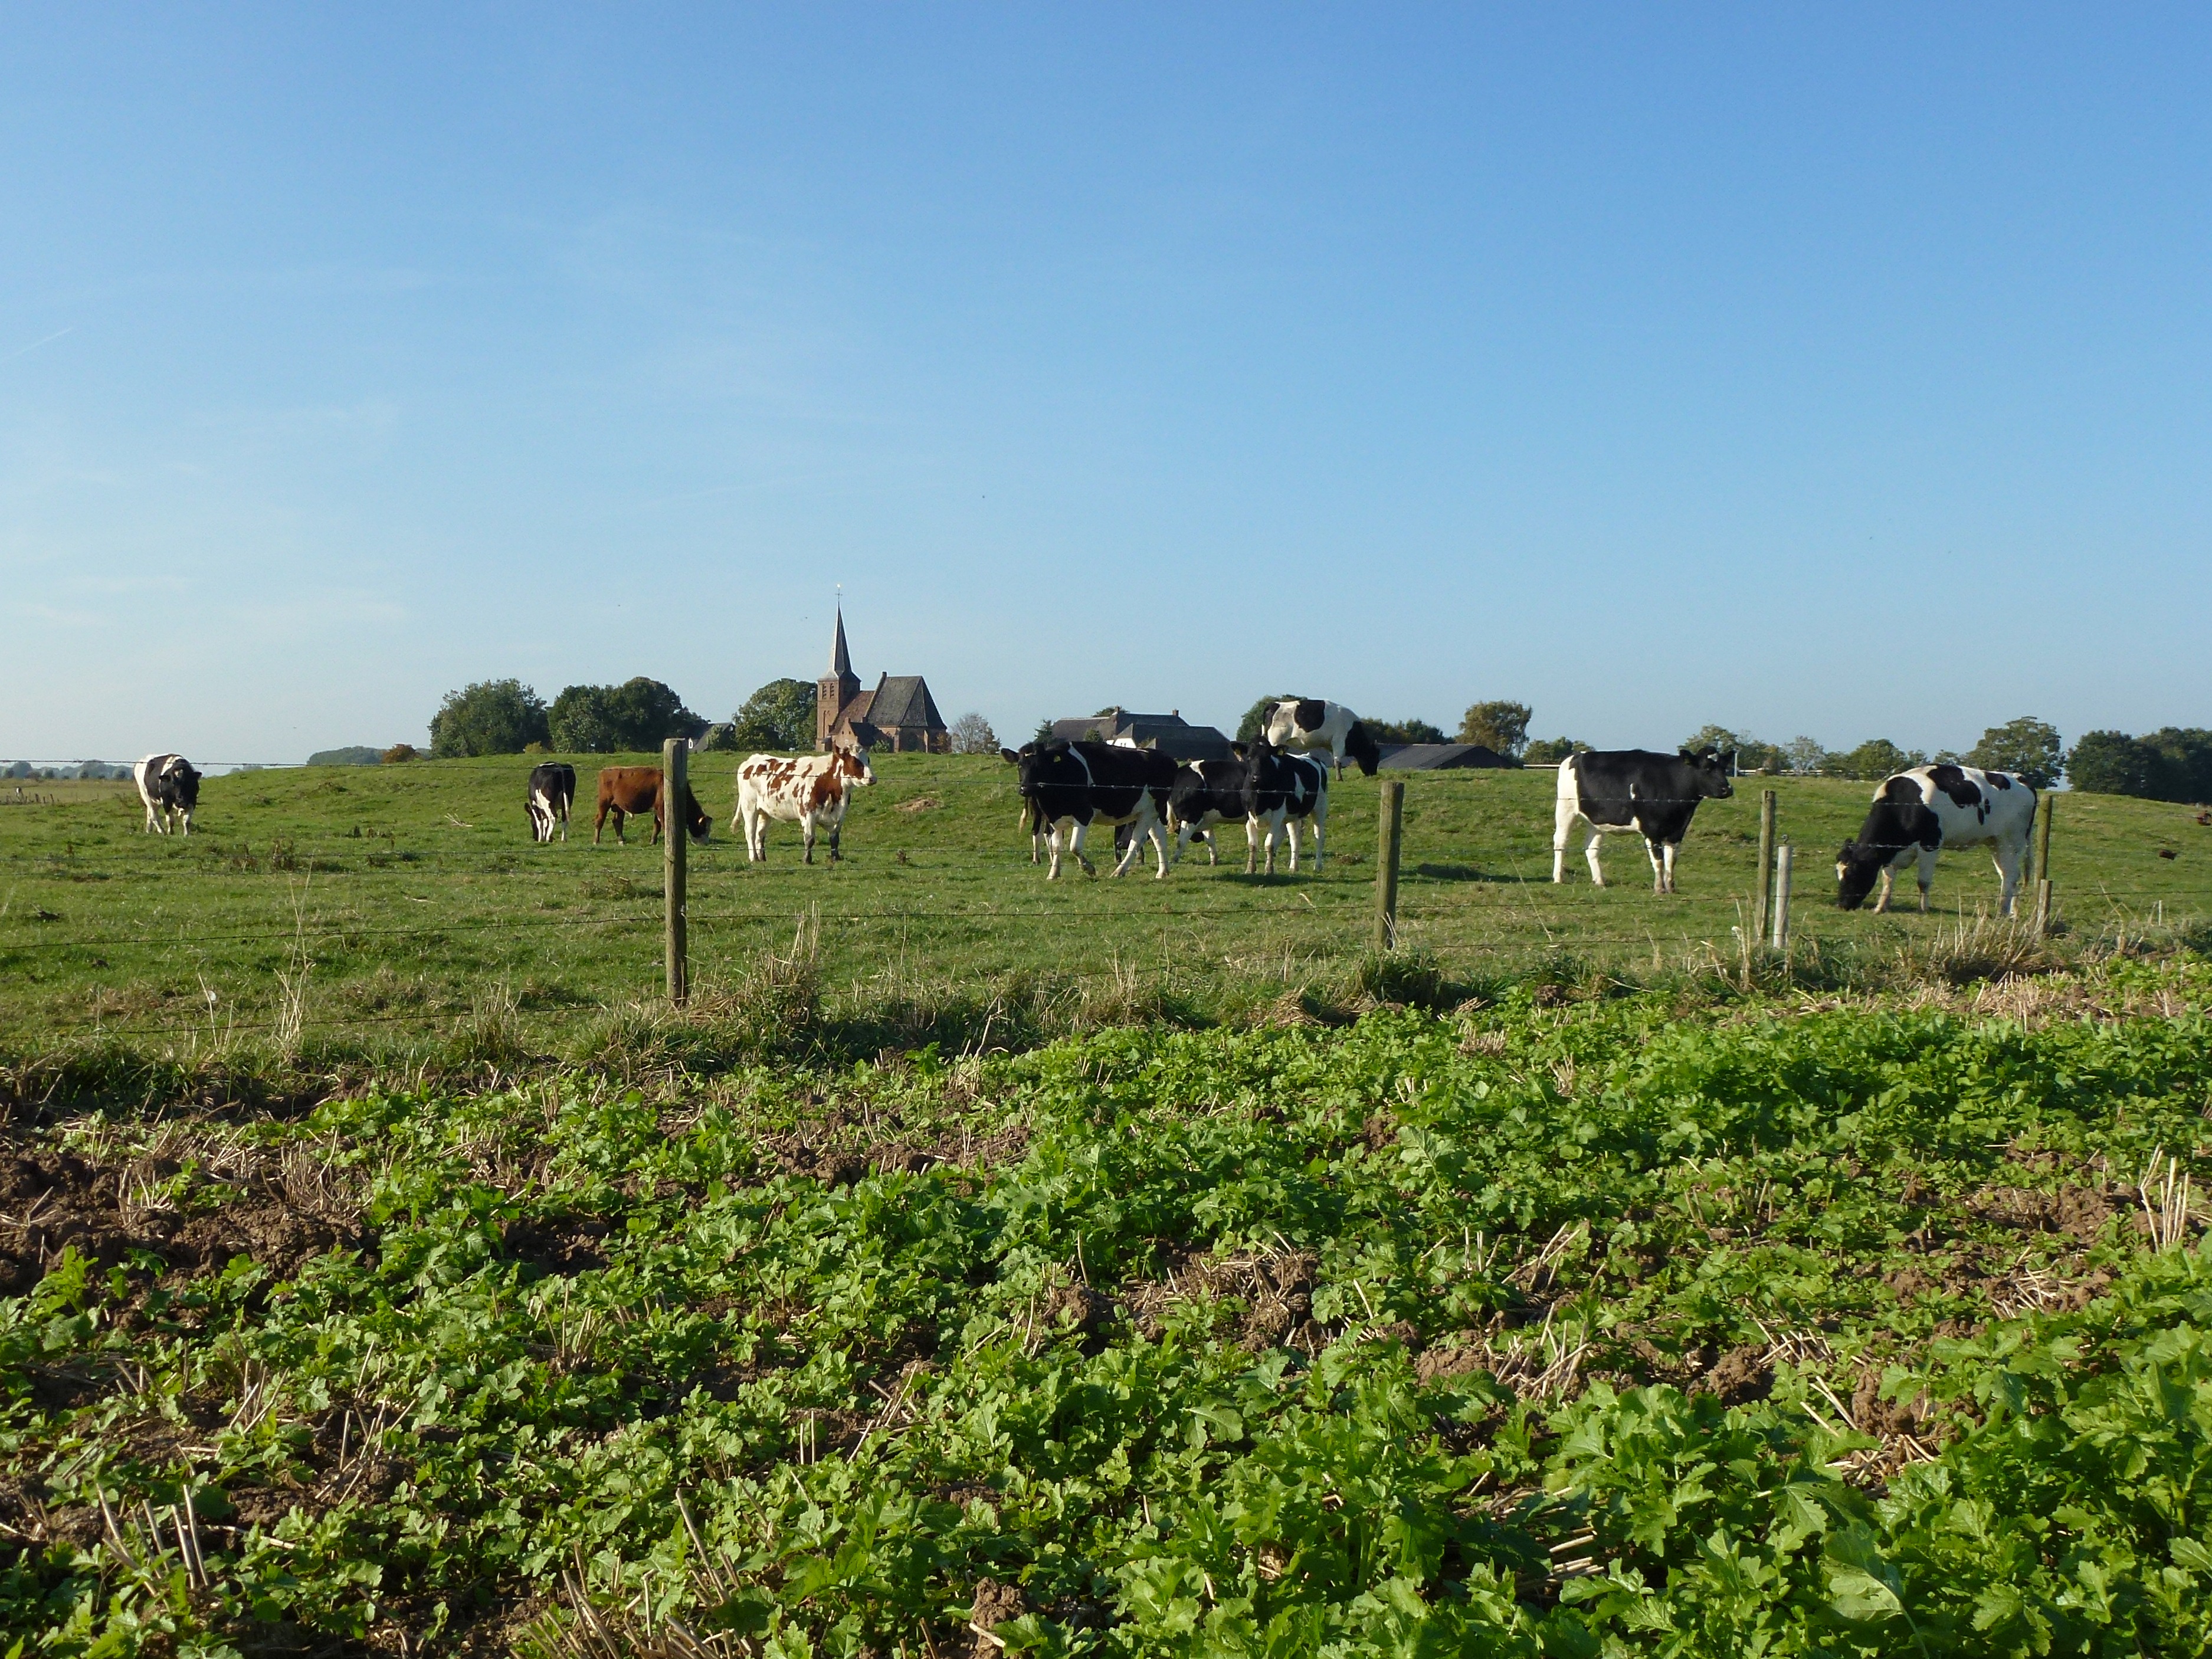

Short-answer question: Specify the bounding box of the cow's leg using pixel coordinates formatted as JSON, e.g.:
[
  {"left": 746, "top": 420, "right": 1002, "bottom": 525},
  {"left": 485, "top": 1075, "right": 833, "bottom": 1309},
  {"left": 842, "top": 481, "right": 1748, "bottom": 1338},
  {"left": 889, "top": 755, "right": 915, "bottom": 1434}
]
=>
[
  {"left": 828, "top": 817, "right": 842, "bottom": 861},
  {"left": 1071, "top": 821, "right": 1097, "bottom": 876},
  {"left": 1109, "top": 818, "right": 1144, "bottom": 877},
  {"left": 1309, "top": 798, "right": 1325, "bottom": 873},
  {"left": 1585, "top": 832, "right": 1606, "bottom": 887},
  {"left": 1204, "top": 829, "right": 1217, "bottom": 865},
  {"left": 1265, "top": 811, "right": 1287, "bottom": 876},
  {"left": 1552, "top": 802, "right": 1578, "bottom": 883},
  {"left": 1286, "top": 818, "right": 1300, "bottom": 873},
  {"left": 1994, "top": 842, "right": 2022, "bottom": 917},
  {"left": 802, "top": 813, "right": 816, "bottom": 865},
  {"left": 1246, "top": 815, "right": 1261, "bottom": 874},
  {"left": 1646, "top": 838, "right": 1666, "bottom": 892},
  {"left": 1874, "top": 867, "right": 1893, "bottom": 913},
  {"left": 1916, "top": 847, "right": 1936, "bottom": 913},
  {"left": 593, "top": 804, "right": 606, "bottom": 844},
  {"left": 1044, "top": 820, "right": 1064, "bottom": 880},
  {"left": 1660, "top": 841, "right": 1677, "bottom": 894}
]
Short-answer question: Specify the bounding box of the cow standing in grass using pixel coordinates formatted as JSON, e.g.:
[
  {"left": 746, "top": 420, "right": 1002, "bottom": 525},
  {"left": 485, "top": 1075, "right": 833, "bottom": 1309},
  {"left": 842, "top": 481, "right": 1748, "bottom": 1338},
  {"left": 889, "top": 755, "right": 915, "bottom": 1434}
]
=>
[
  {"left": 735, "top": 745, "right": 875, "bottom": 863},
  {"left": 1243, "top": 739, "right": 1330, "bottom": 874},
  {"left": 526, "top": 763, "right": 576, "bottom": 844},
  {"left": 133, "top": 753, "right": 202, "bottom": 835},
  {"left": 1837, "top": 764, "right": 2037, "bottom": 916},
  {"left": 1552, "top": 747, "right": 1734, "bottom": 893},
  {"left": 1261, "top": 700, "right": 1381, "bottom": 778},
  {"left": 1002, "top": 739, "right": 1177, "bottom": 878},
  {"left": 594, "top": 766, "right": 710, "bottom": 845}
]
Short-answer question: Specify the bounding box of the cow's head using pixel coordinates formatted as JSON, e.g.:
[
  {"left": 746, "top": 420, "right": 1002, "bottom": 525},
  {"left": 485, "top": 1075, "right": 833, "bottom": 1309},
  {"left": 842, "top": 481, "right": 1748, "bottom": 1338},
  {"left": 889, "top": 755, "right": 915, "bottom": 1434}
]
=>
[
  {"left": 1344, "top": 720, "right": 1381, "bottom": 776},
  {"left": 681, "top": 788, "right": 712, "bottom": 843},
  {"left": 835, "top": 746, "right": 876, "bottom": 789},
  {"left": 1000, "top": 740, "right": 1067, "bottom": 797},
  {"left": 1679, "top": 747, "right": 1735, "bottom": 799},
  {"left": 1835, "top": 841, "right": 1890, "bottom": 910},
  {"left": 168, "top": 758, "right": 203, "bottom": 811}
]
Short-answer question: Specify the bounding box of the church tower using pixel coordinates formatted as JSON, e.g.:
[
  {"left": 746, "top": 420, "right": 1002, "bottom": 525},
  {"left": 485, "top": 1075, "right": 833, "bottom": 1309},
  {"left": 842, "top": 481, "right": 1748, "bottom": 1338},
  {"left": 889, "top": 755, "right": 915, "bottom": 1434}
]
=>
[{"left": 817, "top": 605, "right": 862, "bottom": 749}]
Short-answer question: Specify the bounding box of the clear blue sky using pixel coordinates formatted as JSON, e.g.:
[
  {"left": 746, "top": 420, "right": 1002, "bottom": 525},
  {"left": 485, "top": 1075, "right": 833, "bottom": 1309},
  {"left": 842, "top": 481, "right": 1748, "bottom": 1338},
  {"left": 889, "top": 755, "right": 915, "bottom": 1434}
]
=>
[{"left": 5, "top": 6, "right": 2208, "bottom": 763}]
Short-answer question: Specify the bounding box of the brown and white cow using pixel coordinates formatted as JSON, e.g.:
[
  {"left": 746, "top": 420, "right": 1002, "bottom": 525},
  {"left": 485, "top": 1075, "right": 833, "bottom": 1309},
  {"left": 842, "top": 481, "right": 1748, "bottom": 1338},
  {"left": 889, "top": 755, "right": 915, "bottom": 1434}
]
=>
[
  {"left": 593, "top": 766, "right": 711, "bottom": 845},
  {"left": 734, "top": 745, "right": 876, "bottom": 863}
]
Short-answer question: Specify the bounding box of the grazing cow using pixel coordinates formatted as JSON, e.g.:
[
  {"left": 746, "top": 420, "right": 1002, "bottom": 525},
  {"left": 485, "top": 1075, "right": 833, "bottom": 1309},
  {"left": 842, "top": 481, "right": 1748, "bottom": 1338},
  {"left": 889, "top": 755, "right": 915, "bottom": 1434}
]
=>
[
  {"left": 1164, "top": 757, "right": 1250, "bottom": 866},
  {"left": 1243, "top": 739, "right": 1330, "bottom": 874},
  {"left": 527, "top": 763, "right": 576, "bottom": 844},
  {"left": 1552, "top": 747, "right": 1735, "bottom": 893},
  {"left": 1261, "top": 699, "right": 1381, "bottom": 778},
  {"left": 1837, "top": 763, "right": 2038, "bottom": 916},
  {"left": 734, "top": 745, "right": 876, "bottom": 863},
  {"left": 594, "top": 766, "right": 710, "bottom": 845},
  {"left": 132, "top": 753, "right": 202, "bottom": 835},
  {"left": 1001, "top": 739, "right": 1178, "bottom": 878}
]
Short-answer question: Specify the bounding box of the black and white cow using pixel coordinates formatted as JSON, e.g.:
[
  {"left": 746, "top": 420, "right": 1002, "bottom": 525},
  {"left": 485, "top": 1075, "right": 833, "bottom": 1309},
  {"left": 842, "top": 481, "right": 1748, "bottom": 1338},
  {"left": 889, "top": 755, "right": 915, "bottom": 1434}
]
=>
[
  {"left": 1001, "top": 739, "right": 1178, "bottom": 878},
  {"left": 132, "top": 753, "right": 202, "bottom": 835},
  {"left": 1165, "top": 757, "right": 1248, "bottom": 867},
  {"left": 1552, "top": 747, "right": 1735, "bottom": 893},
  {"left": 1837, "top": 764, "right": 2038, "bottom": 916},
  {"left": 1261, "top": 699, "right": 1381, "bottom": 778},
  {"left": 527, "top": 762, "right": 576, "bottom": 844},
  {"left": 1243, "top": 739, "right": 1330, "bottom": 874}
]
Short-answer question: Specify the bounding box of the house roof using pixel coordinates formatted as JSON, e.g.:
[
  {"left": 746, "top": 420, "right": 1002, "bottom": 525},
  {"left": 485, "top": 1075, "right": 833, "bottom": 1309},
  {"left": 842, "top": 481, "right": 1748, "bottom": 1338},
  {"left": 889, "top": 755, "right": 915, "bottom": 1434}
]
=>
[
  {"left": 1048, "top": 708, "right": 1234, "bottom": 760},
  {"left": 1375, "top": 743, "right": 1518, "bottom": 771}
]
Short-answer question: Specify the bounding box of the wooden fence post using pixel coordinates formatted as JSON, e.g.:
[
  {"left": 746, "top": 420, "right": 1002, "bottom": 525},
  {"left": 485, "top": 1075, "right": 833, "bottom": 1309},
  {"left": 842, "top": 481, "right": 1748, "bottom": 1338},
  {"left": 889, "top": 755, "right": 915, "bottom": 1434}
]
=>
[
  {"left": 1374, "top": 779, "right": 1404, "bottom": 952},
  {"left": 1770, "top": 842, "right": 1792, "bottom": 951},
  {"left": 663, "top": 737, "right": 689, "bottom": 1006},
  {"left": 2030, "top": 791, "right": 2055, "bottom": 938},
  {"left": 1753, "top": 789, "right": 1777, "bottom": 943}
]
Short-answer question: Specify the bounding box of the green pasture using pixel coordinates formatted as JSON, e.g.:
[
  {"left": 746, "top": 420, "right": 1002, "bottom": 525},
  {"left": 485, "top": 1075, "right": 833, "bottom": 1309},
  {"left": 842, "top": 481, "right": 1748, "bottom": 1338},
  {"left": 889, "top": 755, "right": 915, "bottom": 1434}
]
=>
[{"left": 1, "top": 755, "right": 2207, "bottom": 1054}]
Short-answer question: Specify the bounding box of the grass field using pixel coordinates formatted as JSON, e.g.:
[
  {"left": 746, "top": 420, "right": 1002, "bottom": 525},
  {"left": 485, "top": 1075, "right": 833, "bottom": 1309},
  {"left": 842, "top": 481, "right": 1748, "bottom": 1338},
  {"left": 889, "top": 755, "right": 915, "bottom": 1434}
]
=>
[{"left": 3, "top": 755, "right": 2208, "bottom": 1068}]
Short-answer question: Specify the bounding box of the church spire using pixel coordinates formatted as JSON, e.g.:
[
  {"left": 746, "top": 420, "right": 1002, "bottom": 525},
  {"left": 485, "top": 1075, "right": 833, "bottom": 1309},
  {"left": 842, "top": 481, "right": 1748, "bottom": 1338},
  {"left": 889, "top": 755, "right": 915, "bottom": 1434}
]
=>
[{"left": 830, "top": 605, "right": 853, "bottom": 677}]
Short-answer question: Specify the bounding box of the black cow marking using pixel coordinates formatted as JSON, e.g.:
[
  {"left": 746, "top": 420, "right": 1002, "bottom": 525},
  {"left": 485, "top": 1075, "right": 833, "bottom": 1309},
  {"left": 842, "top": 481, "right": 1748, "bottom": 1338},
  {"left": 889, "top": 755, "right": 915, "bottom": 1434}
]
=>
[
  {"left": 1292, "top": 699, "right": 1326, "bottom": 733},
  {"left": 1001, "top": 739, "right": 1178, "bottom": 878},
  {"left": 527, "top": 762, "right": 576, "bottom": 844},
  {"left": 1926, "top": 763, "right": 1987, "bottom": 818}
]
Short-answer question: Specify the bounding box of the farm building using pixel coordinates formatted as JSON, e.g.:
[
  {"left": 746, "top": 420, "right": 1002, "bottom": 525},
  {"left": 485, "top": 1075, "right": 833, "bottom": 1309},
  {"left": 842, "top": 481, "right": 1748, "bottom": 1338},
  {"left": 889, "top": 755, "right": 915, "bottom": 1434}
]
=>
[
  {"left": 1048, "top": 707, "right": 1237, "bottom": 761},
  {"left": 1375, "top": 742, "right": 1518, "bottom": 771},
  {"left": 815, "top": 608, "right": 951, "bottom": 753}
]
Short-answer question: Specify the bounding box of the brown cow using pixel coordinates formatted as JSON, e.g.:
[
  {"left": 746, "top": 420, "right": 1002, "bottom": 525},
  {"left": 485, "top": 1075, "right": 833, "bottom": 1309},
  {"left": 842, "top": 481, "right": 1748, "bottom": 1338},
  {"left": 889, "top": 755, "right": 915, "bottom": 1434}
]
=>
[{"left": 593, "top": 766, "right": 711, "bottom": 845}]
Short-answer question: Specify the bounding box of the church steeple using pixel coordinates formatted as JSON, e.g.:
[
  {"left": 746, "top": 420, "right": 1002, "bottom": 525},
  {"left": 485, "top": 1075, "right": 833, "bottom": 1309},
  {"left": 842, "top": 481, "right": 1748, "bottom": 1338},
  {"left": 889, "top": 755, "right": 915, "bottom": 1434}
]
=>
[{"left": 818, "top": 602, "right": 864, "bottom": 750}]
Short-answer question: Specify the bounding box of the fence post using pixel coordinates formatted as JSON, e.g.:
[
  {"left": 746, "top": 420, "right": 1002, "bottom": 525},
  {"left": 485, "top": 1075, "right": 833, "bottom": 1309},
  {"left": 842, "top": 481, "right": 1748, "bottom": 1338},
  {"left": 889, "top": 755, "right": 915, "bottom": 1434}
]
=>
[
  {"left": 1374, "top": 778, "right": 1404, "bottom": 952},
  {"left": 2031, "top": 791, "right": 2054, "bottom": 939},
  {"left": 663, "top": 737, "right": 689, "bottom": 1006},
  {"left": 1753, "top": 788, "right": 1777, "bottom": 943},
  {"left": 1770, "top": 842, "right": 1792, "bottom": 951}
]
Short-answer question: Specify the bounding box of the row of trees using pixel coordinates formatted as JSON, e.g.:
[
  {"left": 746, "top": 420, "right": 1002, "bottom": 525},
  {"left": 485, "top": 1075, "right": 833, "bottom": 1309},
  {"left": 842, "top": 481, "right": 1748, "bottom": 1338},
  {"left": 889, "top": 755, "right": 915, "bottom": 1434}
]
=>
[
  {"left": 2065, "top": 727, "right": 2212, "bottom": 802},
  {"left": 428, "top": 677, "right": 1000, "bottom": 758}
]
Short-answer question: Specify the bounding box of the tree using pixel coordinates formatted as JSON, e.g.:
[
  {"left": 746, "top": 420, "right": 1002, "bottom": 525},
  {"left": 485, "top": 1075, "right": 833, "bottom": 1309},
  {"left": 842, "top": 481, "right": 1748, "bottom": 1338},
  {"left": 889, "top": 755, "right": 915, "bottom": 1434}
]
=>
[
  {"left": 949, "top": 712, "right": 998, "bottom": 755},
  {"left": 1782, "top": 736, "right": 1829, "bottom": 775},
  {"left": 728, "top": 678, "right": 818, "bottom": 752},
  {"left": 1523, "top": 736, "right": 1588, "bottom": 764},
  {"left": 1459, "top": 701, "right": 1531, "bottom": 757},
  {"left": 1237, "top": 695, "right": 1302, "bottom": 743},
  {"left": 1682, "top": 724, "right": 1742, "bottom": 758},
  {"left": 1967, "top": 716, "right": 2062, "bottom": 789},
  {"left": 1830, "top": 739, "right": 1925, "bottom": 781},
  {"left": 428, "top": 679, "right": 549, "bottom": 758},
  {"left": 550, "top": 678, "right": 704, "bottom": 753},
  {"left": 2067, "top": 727, "right": 2212, "bottom": 801},
  {"left": 2065, "top": 730, "right": 2155, "bottom": 797},
  {"left": 1031, "top": 718, "right": 1056, "bottom": 745},
  {"left": 1366, "top": 717, "right": 1448, "bottom": 745}
]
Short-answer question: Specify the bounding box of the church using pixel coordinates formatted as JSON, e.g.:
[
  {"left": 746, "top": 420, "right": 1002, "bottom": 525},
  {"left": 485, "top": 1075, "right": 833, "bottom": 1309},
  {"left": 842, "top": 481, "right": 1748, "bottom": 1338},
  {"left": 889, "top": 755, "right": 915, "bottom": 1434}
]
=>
[{"left": 815, "top": 608, "right": 951, "bottom": 753}]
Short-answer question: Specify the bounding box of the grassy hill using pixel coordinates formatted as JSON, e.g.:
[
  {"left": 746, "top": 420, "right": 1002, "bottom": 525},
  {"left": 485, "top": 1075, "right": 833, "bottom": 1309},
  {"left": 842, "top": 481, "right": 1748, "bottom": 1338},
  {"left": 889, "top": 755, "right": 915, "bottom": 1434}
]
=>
[{"left": 2, "top": 754, "right": 2206, "bottom": 1068}]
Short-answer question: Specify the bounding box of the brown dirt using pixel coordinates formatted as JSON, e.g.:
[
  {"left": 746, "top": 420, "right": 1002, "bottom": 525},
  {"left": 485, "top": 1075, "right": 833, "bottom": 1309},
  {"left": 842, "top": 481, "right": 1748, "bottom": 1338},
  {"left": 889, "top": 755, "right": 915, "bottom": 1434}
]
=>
[
  {"left": 0, "top": 1145, "right": 365, "bottom": 1297},
  {"left": 969, "top": 1578, "right": 1028, "bottom": 1657},
  {"left": 1703, "top": 1345, "right": 1775, "bottom": 1404},
  {"left": 1967, "top": 1182, "right": 2115, "bottom": 1242},
  {"left": 500, "top": 1212, "right": 612, "bottom": 1276},
  {"left": 1122, "top": 1246, "right": 1320, "bottom": 1352}
]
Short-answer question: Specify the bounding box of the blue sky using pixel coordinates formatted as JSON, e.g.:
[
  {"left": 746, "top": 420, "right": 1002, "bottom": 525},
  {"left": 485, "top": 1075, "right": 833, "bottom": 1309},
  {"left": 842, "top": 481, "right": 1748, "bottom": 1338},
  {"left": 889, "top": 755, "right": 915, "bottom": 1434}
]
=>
[{"left": 5, "top": 6, "right": 2208, "bottom": 762}]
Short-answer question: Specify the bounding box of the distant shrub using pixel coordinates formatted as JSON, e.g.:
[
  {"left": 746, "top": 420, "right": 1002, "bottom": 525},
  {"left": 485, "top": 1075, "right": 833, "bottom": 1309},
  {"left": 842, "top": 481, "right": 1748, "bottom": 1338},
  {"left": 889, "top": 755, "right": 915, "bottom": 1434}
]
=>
[
  {"left": 382, "top": 743, "right": 421, "bottom": 763},
  {"left": 1457, "top": 701, "right": 1531, "bottom": 757},
  {"left": 307, "top": 746, "right": 385, "bottom": 767},
  {"left": 550, "top": 678, "right": 703, "bottom": 753},
  {"left": 1968, "top": 716, "right": 2063, "bottom": 789},
  {"left": 1830, "top": 738, "right": 1925, "bottom": 781},
  {"left": 2067, "top": 726, "right": 2212, "bottom": 802},
  {"left": 428, "top": 680, "right": 549, "bottom": 758},
  {"left": 1523, "top": 736, "right": 1588, "bottom": 764},
  {"left": 727, "top": 679, "right": 818, "bottom": 753},
  {"left": 949, "top": 712, "right": 999, "bottom": 755},
  {"left": 1366, "top": 717, "right": 1449, "bottom": 745}
]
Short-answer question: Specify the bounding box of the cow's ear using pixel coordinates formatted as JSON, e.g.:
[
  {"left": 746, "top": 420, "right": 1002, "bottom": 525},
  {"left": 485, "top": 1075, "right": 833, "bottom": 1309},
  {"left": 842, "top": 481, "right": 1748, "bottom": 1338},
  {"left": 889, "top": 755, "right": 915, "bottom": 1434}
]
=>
[
  {"left": 1230, "top": 742, "right": 1246, "bottom": 760},
  {"left": 999, "top": 748, "right": 1019, "bottom": 765}
]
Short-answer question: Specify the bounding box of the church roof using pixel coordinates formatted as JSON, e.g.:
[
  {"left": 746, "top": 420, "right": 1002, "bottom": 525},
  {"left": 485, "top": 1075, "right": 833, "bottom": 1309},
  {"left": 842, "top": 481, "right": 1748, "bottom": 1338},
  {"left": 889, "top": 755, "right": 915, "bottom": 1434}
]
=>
[
  {"left": 866, "top": 674, "right": 945, "bottom": 732},
  {"left": 829, "top": 607, "right": 854, "bottom": 677}
]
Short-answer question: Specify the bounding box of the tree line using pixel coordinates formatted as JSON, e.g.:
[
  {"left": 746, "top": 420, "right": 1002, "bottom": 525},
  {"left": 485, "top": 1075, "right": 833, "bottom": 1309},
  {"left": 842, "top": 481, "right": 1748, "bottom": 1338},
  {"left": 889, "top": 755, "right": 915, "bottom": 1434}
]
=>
[{"left": 424, "top": 678, "right": 1000, "bottom": 758}]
